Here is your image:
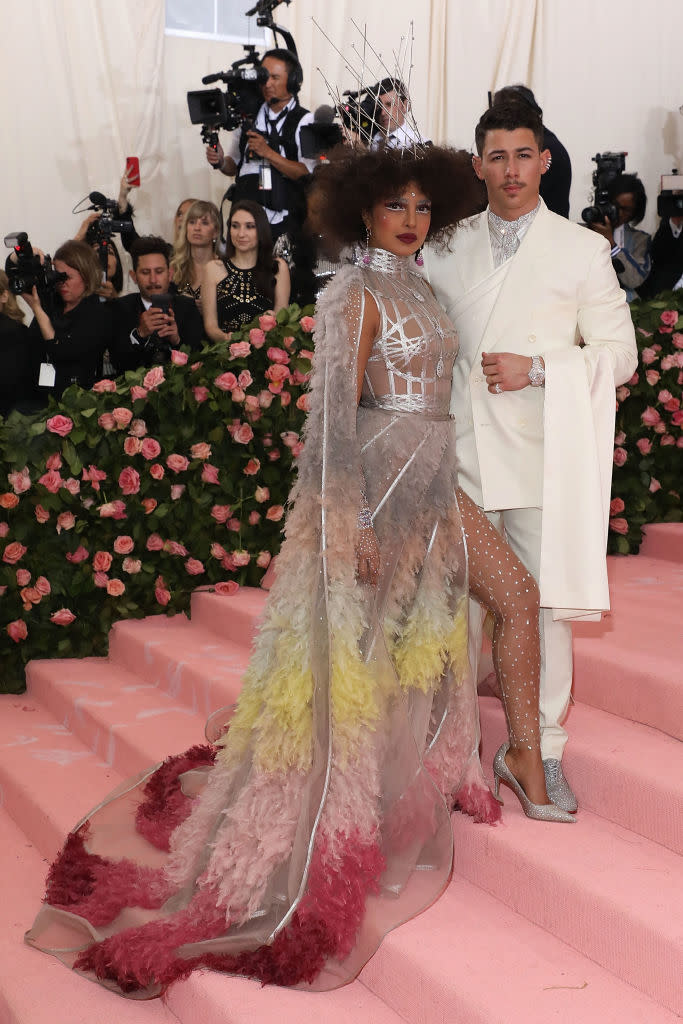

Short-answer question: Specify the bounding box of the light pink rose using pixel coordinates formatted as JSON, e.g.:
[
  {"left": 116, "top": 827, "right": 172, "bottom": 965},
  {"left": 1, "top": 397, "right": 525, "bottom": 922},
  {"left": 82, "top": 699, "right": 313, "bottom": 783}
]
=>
[
  {"left": 230, "top": 340, "right": 251, "bottom": 359},
  {"left": 258, "top": 389, "right": 274, "bottom": 409},
  {"left": 164, "top": 541, "right": 188, "bottom": 557},
  {"left": 654, "top": 422, "right": 666, "bottom": 434},
  {"left": 661, "top": 310, "right": 679, "bottom": 327},
  {"left": 244, "top": 395, "right": 260, "bottom": 413},
  {"left": 113, "top": 535, "right": 135, "bottom": 555},
  {"left": 299, "top": 349, "right": 313, "bottom": 361},
  {"left": 191, "top": 442, "right": 211, "bottom": 461},
  {"left": 83, "top": 465, "right": 107, "bottom": 490},
  {"left": 143, "top": 366, "right": 165, "bottom": 389},
  {"left": 649, "top": 478, "right": 662, "bottom": 493},
  {"left": 93, "top": 551, "right": 113, "bottom": 572},
  {"left": 20, "top": 586, "right": 41, "bottom": 609},
  {"left": 221, "top": 553, "right": 236, "bottom": 571},
  {"left": 248, "top": 329, "right": 265, "bottom": 349},
  {"left": 661, "top": 355, "right": 675, "bottom": 371},
  {"left": 641, "top": 406, "right": 662, "bottom": 426},
  {"left": 201, "top": 463, "right": 220, "bottom": 485},
  {"left": 92, "top": 378, "right": 117, "bottom": 393},
  {"left": 609, "top": 517, "right": 629, "bottom": 535},
  {"left": 231, "top": 387, "right": 246, "bottom": 403},
  {"left": 46, "top": 414, "right": 73, "bottom": 437},
  {"left": 233, "top": 423, "right": 254, "bottom": 444},
  {"left": 167, "top": 454, "right": 189, "bottom": 473},
  {"left": 0, "top": 493, "right": 19, "bottom": 509},
  {"left": 94, "top": 571, "right": 109, "bottom": 588},
  {"left": 149, "top": 463, "right": 165, "bottom": 480},
  {"left": 112, "top": 407, "right": 133, "bottom": 429},
  {"left": 106, "top": 578, "right": 126, "bottom": 597},
  {"left": 170, "top": 349, "right": 189, "bottom": 365},
  {"left": 185, "top": 558, "right": 205, "bottom": 575},
  {"left": 141, "top": 437, "right": 162, "bottom": 460},
  {"left": 248, "top": 510, "right": 261, "bottom": 525},
  {"left": 118, "top": 467, "right": 141, "bottom": 495},
  {"left": 676, "top": 353, "right": 683, "bottom": 367},
  {"left": 192, "top": 386, "right": 210, "bottom": 403},
  {"left": 215, "top": 580, "right": 239, "bottom": 596},
  {"left": 191, "top": 361, "right": 203, "bottom": 370},
  {"left": 255, "top": 486, "right": 270, "bottom": 503},
  {"left": 296, "top": 393, "right": 311, "bottom": 412},
  {"left": 64, "top": 477, "right": 80, "bottom": 495},
  {"left": 672, "top": 332, "right": 683, "bottom": 349},
  {"left": 129, "top": 418, "right": 147, "bottom": 438},
  {"left": 146, "top": 533, "right": 164, "bottom": 551},
  {"left": 122, "top": 557, "right": 142, "bottom": 574},
  {"left": 660, "top": 434, "right": 675, "bottom": 446},
  {"left": 658, "top": 389, "right": 673, "bottom": 403},
  {"left": 282, "top": 335, "right": 295, "bottom": 350},
  {"left": 238, "top": 369, "right": 253, "bottom": 388},
  {"left": 65, "top": 545, "right": 89, "bottom": 564},
  {"left": 142, "top": 498, "right": 157, "bottom": 514},
  {"left": 3, "top": 541, "right": 26, "bottom": 564},
  {"left": 0, "top": 523, "right": 8, "bottom": 537},
  {"left": 256, "top": 551, "right": 272, "bottom": 568},
  {"left": 51, "top": 608, "right": 76, "bottom": 626},
  {"left": 268, "top": 448, "right": 281, "bottom": 461},
  {"left": 211, "top": 504, "right": 232, "bottom": 523},
  {"left": 124, "top": 436, "right": 143, "bottom": 456},
  {"left": 98, "top": 500, "right": 127, "bottom": 519},
  {"left": 45, "top": 453, "right": 62, "bottom": 470},
  {"left": 16, "top": 568, "right": 31, "bottom": 586},
  {"left": 170, "top": 484, "right": 186, "bottom": 500},
  {"left": 641, "top": 347, "right": 657, "bottom": 365},
  {"left": 299, "top": 315, "right": 315, "bottom": 332},
  {"left": 56, "top": 511, "right": 76, "bottom": 533},
  {"left": 232, "top": 550, "right": 250, "bottom": 567},
  {"left": 227, "top": 517, "right": 241, "bottom": 532},
  {"left": 7, "top": 620, "right": 28, "bottom": 643},
  {"left": 645, "top": 370, "right": 660, "bottom": 386},
  {"left": 35, "top": 504, "right": 50, "bottom": 524},
  {"left": 259, "top": 314, "right": 277, "bottom": 331},
  {"left": 268, "top": 381, "right": 283, "bottom": 395},
  {"left": 280, "top": 430, "right": 299, "bottom": 449},
  {"left": 265, "top": 363, "right": 289, "bottom": 384},
  {"left": 266, "top": 504, "right": 285, "bottom": 522},
  {"left": 38, "top": 470, "right": 63, "bottom": 493},
  {"left": 609, "top": 497, "right": 625, "bottom": 515},
  {"left": 664, "top": 398, "right": 681, "bottom": 413},
  {"left": 215, "top": 372, "right": 238, "bottom": 391},
  {"left": 243, "top": 458, "right": 260, "bottom": 476},
  {"left": 672, "top": 410, "right": 683, "bottom": 426},
  {"left": 636, "top": 438, "right": 652, "bottom": 455},
  {"left": 616, "top": 386, "right": 630, "bottom": 402},
  {"left": 8, "top": 467, "right": 31, "bottom": 494},
  {"left": 130, "top": 385, "right": 148, "bottom": 401},
  {"left": 35, "top": 576, "right": 51, "bottom": 596},
  {"left": 267, "top": 346, "right": 290, "bottom": 365},
  {"left": 210, "top": 542, "right": 227, "bottom": 560},
  {"left": 98, "top": 412, "right": 116, "bottom": 431},
  {"left": 613, "top": 447, "right": 627, "bottom": 467},
  {"left": 155, "top": 578, "right": 171, "bottom": 606}
]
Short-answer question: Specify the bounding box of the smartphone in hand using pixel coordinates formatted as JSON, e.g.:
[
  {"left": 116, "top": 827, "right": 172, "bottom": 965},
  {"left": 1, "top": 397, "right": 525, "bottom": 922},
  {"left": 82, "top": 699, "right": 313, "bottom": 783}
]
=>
[{"left": 125, "top": 156, "right": 141, "bottom": 187}]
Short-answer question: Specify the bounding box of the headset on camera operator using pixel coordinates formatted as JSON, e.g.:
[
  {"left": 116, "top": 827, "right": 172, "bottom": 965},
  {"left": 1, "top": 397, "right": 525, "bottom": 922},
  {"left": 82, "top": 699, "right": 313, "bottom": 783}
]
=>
[{"left": 206, "top": 49, "right": 314, "bottom": 242}]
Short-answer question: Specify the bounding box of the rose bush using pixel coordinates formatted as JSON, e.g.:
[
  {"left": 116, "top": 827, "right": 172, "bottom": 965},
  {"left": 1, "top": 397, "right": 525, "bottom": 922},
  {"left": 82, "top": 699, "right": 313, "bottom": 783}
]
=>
[
  {"left": 0, "top": 305, "right": 313, "bottom": 692},
  {"left": 608, "top": 294, "right": 682, "bottom": 555}
]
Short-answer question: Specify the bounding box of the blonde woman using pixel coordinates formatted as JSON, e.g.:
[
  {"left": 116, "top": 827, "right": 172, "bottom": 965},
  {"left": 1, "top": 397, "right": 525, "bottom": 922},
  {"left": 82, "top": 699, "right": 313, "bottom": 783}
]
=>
[{"left": 170, "top": 199, "right": 220, "bottom": 307}]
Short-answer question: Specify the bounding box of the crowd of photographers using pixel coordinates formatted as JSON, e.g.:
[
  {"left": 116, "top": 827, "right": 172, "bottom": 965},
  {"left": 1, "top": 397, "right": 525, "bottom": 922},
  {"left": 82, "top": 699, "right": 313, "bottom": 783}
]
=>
[{"left": 2, "top": 48, "right": 683, "bottom": 420}]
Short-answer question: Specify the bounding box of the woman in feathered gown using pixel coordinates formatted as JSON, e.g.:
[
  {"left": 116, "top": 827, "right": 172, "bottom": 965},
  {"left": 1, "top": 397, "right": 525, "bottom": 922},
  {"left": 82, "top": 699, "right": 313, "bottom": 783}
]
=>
[{"left": 26, "top": 145, "right": 572, "bottom": 1001}]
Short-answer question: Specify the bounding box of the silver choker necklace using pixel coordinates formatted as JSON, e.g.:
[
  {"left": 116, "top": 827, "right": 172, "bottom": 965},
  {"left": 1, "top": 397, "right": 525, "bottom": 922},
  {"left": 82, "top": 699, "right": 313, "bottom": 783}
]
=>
[{"left": 352, "top": 246, "right": 412, "bottom": 274}]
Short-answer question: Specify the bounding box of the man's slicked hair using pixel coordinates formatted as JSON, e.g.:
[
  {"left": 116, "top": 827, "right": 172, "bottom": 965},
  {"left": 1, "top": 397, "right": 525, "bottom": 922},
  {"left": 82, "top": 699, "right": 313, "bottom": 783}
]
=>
[{"left": 474, "top": 101, "right": 544, "bottom": 156}]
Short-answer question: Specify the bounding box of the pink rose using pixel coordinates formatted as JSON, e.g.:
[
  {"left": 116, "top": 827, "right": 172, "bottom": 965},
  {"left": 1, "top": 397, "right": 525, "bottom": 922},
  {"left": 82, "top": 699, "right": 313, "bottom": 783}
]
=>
[
  {"left": 609, "top": 517, "right": 629, "bottom": 535},
  {"left": 170, "top": 349, "right": 188, "bottom": 365},
  {"left": 299, "top": 349, "right": 313, "bottom": 361},
  {"left": 616, "top": 386, "right": 630, "bottom": 402},
  {"left": 7, "top": 620, "right": 28, "bottom": 643},
  {"left": 16, "top": 568, "right": 31, "bottom": 586},
  {"left": 93, "top": 550, "right": 113, "bottom": 572},
  {"left": 142, "top": 498, "right": 157, "bottom": 514},
  {"left": 231, "top": 387, "right": 246, "bottom": 403},
  {"left": 185, "top": 558, "right": 205, "bottom": 575},
  {"left": 267, "top": 346, "right": 290, "bottom": 365},
  {"left": 258, "top": 390, "right": 274, "bottom": 409},
  {"left": 64, "top": 477, "right": 80, "bottom": 495},
  {"left": 613, "top": 447, "right": 627, "bottom": 467},
  {"left": 201, "top": 463, "right": 220, "bottom": 484},
  {"left": 232, "top": 550, "right": 250, "bottom": 567},
  {"left": 248, "top": 510, "right": 261, "bottom": 525},
  {"left": 141, "top": 437, "right": 162, "bottom": 460},
  {"left": 35, "top": 505, "right": 50, "bottom": 523},
  {"left": 215, "top": 580, "right": 239, "bottom": 596},
  {"left": 268, "top": 448, "right": 281, "bottom": 461},
  {"left": 265, "top": 363, "right": 289, "bottom": 384},
  {"left": 65, "top": 545, "right": 89, "bottom": 564},
  {"left": 645, "top": 370, "right": 660, "bottom": 386},
  {"left": 661, "top": 355, "right": 675, "bottom": 371},
  {"left": 130, "top": 385, "right": 148, "bottom": 401},
  {"left": 227, "top": 517, "right": 241, "bottom": 532},
  {"left": 83, "top": 465, "right": 107, "bottom": 490},
  {"left": 3, "top": 541, "right": 26, "bottom": 564},
  {"left": 192, "top": 386, "right": 210, "bottom": 403},
  {"left": 233, "top": 423, "right": 254, "bottom": 444},
  {"left": 92, "top": 378, "right": 117, "bottom": 393},
  {"left": 244, "top": 394, "right": 260, "bottom": 413},
  {"left": 248, "top": 329, "right": 265, "bottom": 349},
  {"left": 20, "top": 587, "right": 41, "bottom": 609},
  {"left": 215, "top": 372, "right": 238, "bottom": 392},
  {"left": 118, "top": 467, "right": 141, "bottom": 495},
  {"left": 46, "top": 414, "right": 73, "bottom": 437},
  {"left": 124, "top": 436, "right": 143, "bottom": 456},
  {"left": 149, "top": 463, "right": 165, "bottom": 480},
  {"left": 146, "top": 533, "right": 164, "bottom": 551},
  {"left": 191, "top": 361, "right": 203, "bottom": 370},
  {"left": 609, "top": 497, "right": 625, "bottom": 515},
  {"left": 238, "top": 370, "right": 253, "bottom": 388},
  {"left": 243, "top": 458, "right": 260, "bottom": 476},
  {"left": 112, "top": 407, "right": 133, "bottom": 429},
  {"left": 98, "top": 500, "right": 127, "bottom": 519},
  {"left": 93, "top": 571, "right": 109, "bottom": 588},
  {"left": 113, "top": 535, "right": 134, "bottom": 555},
  {"left": 280, "top": 430, "right": 299, "bottom": 449},
  {"left": 106, "top": 578, "right": 126, "bottom": 597},
  {"left": 649, "top": 478, "right": 662, "bottom": 493},
  {"left": 210, "top": 542, "right": 227, "bottom": 560},
  {"left": 122, "top": 557, "right": 142, "bottom": 574},
  {"left": 672, "top": 410, "right": 683, "bottom": 426},
  {"left": 654, "top": 422, "right": 666, "bottom": 434},
  {"left": 38, "top": 470, "right": 63, "bottom": 494},
  {"left": 660, "top": 434, "right": 675, "bottom": 446},
  {"left": 51, "top": 608, "right": 76, "bottom": 626},
  {"left": 265, "top": 504, "right": 284, "bottom": 521},
  {"left": 665, "top": 398, "right": 681, "bottom": 412},
  {"left": 628, "top": 373, "right": 639, "bottom": 386},
  {"left": 641, "top": 347, "right": 657, "bottom": 365},
  {"left": 56, "top": 511, "right": 76, "bottom": 532},
  {"left": 143, "top": 366, "right": 165, "bottom": 389},
  {"left": 230, "top": 340, "right": 251, "bottom": 359},
  {"left": 35, "top": 576, "right": 51, "bottom": 596},
  {"left": 676, "top": 353, "right": 683, "bottom": 368},
  {"left": 641, "top": 406, "right": 662, "bottom": 427},
  {"left": 672, "top": 333, "right": 683, "bottom": 349},
  {"left": 660, "top": 310, "right": 679, "bottom": 327},
  {"left": 164, "top": 541, "right": 188, "bottom": 557},
  {"left": 155, "top": 576, "right": 171, "bottom": 605},
  {"left": 166, "top": 454, "right": 189, "bottom": 473},
  {"left": 0, "top": 523, "right": 8, "bottom": 537},
  {"left": 8, "top": 467, "right": 31, "bottom": 494},
  {"left": 636, "top": 438, "right": 652, "bottom": 455},
  {"left": 129, "top": 418, "right": 147, "bottom": 437},
  {"left": 291, "top": 441, "right": 304, "bottom": 457},
  {"left": 255, "top": 486, "right": 270, "bottom": 503},
  {"left": 296, "top": 393, "right": 311, "bottom": 412},
  {"left": 282, "top": 335, "right": 294, "bottom": 350},
  {"left": 658, "top": 389, "right": 673, "bottom": 403},
  {"left": 191, "top": 442, "right": 212, "bottom": 461},
  {"left": 98, "top": 412, "right": 116, "bottom": 431},
  {"left": 46, "top": 453, "right": 62, "bottom": 471},
  {"left": 211, "top": 505, "right": 232, "bottom": 523},
  {"left": 170, "top": 484, "right": 186, "bottom": 500},
  {"left": 299, "top": 315, "right": 315, "bottom": 332},
  {"left": 0, "top": 493, "right": 19, "bottom": 509},
  {"left": 256, "top": 551, "right": 272, "bottom": 568},
  {"left": 259, "top": 314, "right": 277, "bottom": 331}
]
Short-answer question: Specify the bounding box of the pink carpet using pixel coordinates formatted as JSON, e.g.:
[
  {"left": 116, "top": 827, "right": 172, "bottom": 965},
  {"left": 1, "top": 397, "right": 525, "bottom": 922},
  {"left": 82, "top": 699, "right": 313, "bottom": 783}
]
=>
[{"left": 0, "top": 523, "right": 681, "bottom": 1023}]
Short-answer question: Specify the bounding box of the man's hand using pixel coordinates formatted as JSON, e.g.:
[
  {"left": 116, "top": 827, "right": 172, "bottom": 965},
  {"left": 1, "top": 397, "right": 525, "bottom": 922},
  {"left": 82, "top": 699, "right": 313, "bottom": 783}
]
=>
[
  {"left": 138, "top": 306, "right": 176, "bottom": 340},
  {"left": 205, "top": 141, "right": 225, "bottom": 167},
  {"left": 588, "top": 215, "right": 615, "bottom": 248},
  {"left": 482, "top": 351, "right": 535, "bottom": 393},
  {"left": 246, "top": 130, "right": 274, "bottom": 161},
  {"left": 155, "top": 306, "right": 179, "bottom": 344}
]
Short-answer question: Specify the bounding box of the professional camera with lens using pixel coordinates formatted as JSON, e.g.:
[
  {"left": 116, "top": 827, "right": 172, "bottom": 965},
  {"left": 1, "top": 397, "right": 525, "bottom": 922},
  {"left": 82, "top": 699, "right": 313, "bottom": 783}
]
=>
[
  {"left": 338, "top": 86, "right": 382, "bottom": 146},
  {"left": 657, "top": 173, "right": 683, "bottom": 220},
  {"left": 187, "top": 46, "right": 268, "bottom": 140},
  {"left": 581, "top": 152, "right": 628, "bottom": 226},
  {"left": 3, "top": 232, "right": 67, "bottom": 296},
  {"left": 86, "top": 191, "right": 134, "bottom": 243}
]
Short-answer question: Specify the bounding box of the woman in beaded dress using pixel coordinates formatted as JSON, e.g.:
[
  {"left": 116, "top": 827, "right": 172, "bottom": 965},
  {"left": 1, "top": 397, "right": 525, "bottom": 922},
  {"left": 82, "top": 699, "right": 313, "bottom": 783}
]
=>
[
  {"left": 203, "top": 200, "right": 291, "bottom": 341},
  {"left": 25, "top": 146, "right": 571, "bottom": 1002}
]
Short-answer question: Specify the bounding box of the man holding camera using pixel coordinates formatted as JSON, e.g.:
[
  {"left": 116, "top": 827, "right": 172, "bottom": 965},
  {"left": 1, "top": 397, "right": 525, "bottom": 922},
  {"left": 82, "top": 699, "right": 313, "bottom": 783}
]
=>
[
  {"left": 425, "top": 100, "right": 637, "bottom": 813},
  {"left": 207, "top": 49, "right": 314, "bottom": 241},
  {"left": 369, "top": 78, "right": 424, "bottom": 151},
  {"left": 110, "top": 236, "right": 203, "bottom": 373}
]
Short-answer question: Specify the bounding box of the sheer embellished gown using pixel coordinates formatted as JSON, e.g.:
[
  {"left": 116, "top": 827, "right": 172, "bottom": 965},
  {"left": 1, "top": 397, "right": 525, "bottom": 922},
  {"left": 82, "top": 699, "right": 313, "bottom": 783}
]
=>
[{"left": 26, "top": 247, "right": 539, "bottom": 998}]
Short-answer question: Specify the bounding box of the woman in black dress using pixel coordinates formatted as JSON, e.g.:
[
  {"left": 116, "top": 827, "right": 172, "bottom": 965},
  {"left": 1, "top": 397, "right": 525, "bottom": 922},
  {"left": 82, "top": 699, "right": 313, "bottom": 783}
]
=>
[{"left": 202, "top": 200, "right": 290, "bottom": 341}]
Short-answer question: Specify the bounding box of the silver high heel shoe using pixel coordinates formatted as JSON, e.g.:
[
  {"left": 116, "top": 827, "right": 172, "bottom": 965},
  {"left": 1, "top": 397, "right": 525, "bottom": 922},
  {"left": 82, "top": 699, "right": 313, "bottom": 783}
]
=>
[{"left": 493, "top": 743, "right": 576, "bottom": 823}]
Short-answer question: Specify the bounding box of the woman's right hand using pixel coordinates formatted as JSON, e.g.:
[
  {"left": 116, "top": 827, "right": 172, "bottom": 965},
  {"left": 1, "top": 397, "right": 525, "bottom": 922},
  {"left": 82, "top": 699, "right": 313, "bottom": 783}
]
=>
[{"left": 356, "top": 526, "right": 381, "bottom": 585}]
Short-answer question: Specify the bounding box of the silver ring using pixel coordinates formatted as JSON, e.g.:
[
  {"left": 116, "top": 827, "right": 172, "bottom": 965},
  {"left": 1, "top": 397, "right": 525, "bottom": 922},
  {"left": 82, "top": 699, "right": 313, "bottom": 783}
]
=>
[{"left": 494, "top": 382, "right": 502, "bottom": 394}]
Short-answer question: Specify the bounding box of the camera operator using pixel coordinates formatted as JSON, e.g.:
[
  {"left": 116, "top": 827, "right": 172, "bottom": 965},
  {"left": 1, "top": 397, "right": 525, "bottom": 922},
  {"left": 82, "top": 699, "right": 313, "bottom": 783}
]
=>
[
  {"left": 206, "top": 49, "right": 314, "bottom": 241},
  {"left": 643, "top": 209, "right": 683, "bottom": 296},
  {"left": 369, "top": 79, "right": 425, "bottom": 151},
  {"left": 588, "top": 173, "right": 651, "bottom": 300},
  {"left": 74, "top": 214, "right": 125, "bottom": 300},
  {"left": 110, "top": 236, "right": 203, "bottom": 374},
  {"left": 20, "top": 241, "right": 111, "bottom": 402}
]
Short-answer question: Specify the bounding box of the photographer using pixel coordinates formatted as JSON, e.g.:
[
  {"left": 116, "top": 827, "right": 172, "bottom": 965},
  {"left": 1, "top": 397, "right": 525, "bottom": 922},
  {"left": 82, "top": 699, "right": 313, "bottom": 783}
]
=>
[
  {"left": 644, "top": 211, "right": 683, "bottom": 296},
  {"left": 369, "top": 78, "right": 425, "bottom": 151},
  {"left": 206, "top": 49, "right": 314, "bottom": 241},
  {"left": 110, "top": 236, "right": 203, "bottom": 373},
  {"left": 21, "top": 241, "right": 111, "bottom": 401},
  {"left": 0, "top": 270, "right": 37, "bottom": 416},
  {"left": 588, "top": 173, "right": 652, "bottom": 300}
]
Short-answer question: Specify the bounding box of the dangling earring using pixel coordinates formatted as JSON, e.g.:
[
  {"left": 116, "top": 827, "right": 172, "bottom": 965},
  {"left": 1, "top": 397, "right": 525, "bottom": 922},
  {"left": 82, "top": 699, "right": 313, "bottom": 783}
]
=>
[
  {"left": 415, "top": 246, "right": 424, "bottom": 267},
  {"left": 363, "top": 224, "right": 371, "bottom": 266}
]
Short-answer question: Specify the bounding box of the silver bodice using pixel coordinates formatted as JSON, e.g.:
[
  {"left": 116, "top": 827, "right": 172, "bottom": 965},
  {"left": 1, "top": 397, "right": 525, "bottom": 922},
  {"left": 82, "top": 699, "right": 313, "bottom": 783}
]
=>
[{"left": 358, "top": 249, "right": 458, "bottom": 419}]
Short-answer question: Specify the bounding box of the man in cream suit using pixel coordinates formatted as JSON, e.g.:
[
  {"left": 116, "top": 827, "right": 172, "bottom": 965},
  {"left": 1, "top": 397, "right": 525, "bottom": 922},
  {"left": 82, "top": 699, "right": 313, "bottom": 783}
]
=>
[{"left": 425, "top": 101, "right": 637, "bottom": 811}]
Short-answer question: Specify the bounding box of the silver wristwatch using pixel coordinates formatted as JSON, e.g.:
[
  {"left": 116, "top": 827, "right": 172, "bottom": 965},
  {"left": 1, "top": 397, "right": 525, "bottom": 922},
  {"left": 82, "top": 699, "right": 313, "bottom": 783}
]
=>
[{"left": 528, "top": 354, "right": 545, "bottom": 387}]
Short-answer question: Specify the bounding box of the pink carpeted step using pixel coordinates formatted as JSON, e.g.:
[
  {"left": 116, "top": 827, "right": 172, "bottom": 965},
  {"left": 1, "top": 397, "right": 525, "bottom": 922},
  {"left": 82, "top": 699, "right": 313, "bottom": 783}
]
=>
[
  {"left": 190, "top": 586, "right": 267, "bottom": 646},
  {"left": 479, "top": 697, "right": 683, "bottom": 855},
  {"left": 0, "top": 810, "right": 180, "bottom": 1024},
  {"left": 639, "top": 522, "right": 683, "bottom": 562},
  {"left": 451, "top": 804, "right": 682, "bottom": 1015}
]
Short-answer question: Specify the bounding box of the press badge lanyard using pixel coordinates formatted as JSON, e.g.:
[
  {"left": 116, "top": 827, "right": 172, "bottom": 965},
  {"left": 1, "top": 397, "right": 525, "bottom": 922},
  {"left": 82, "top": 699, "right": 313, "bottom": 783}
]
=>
[{"left": 259, "top": 106, "right": 289, "bottom": 192}]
